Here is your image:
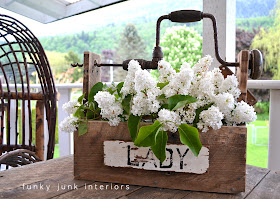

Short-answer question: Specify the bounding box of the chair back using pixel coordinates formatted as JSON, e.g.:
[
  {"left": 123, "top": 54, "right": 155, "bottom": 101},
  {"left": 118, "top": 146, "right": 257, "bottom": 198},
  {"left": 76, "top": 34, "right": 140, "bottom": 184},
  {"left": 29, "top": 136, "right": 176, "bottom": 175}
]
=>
[{"left": 0, "top": 15, "right": 57, "bottom": 161}]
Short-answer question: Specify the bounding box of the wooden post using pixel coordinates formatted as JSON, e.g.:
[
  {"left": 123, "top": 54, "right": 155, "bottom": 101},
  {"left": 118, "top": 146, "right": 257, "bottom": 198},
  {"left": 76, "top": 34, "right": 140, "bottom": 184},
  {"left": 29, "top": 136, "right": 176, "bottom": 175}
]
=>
[
  {"left": 83, "top": 52, "right": 101, "bottom": 99},
  {"left": 268, "top": 89, "right": 280, "bottom": 170},
  {"left": 35, "top": 100, "right": 44, "bottom": 160}
]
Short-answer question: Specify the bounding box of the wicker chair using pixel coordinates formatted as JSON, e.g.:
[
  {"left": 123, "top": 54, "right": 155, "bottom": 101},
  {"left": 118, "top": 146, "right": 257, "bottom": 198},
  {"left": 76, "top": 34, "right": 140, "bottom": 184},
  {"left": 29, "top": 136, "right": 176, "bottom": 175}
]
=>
[{"left": 0, "top": 15, "right": 57, "bottom": 169}]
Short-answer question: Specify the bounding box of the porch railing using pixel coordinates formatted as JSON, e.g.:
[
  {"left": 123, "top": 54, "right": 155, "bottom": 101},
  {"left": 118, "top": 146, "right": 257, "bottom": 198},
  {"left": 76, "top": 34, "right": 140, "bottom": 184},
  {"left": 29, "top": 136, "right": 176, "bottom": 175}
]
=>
[{"left": 3, "top": 80, "right": 280, "bottom": 170}]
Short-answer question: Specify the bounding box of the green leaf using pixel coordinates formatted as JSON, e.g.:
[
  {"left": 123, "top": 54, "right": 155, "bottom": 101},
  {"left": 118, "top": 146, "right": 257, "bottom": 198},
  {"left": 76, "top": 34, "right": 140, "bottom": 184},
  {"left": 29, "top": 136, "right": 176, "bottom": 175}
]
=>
[
  {"left": 128, "top": 114, "right": 141, "bottom": 141},
  {"left": 116, "top": 82, "right": 124, "bottom": 96},
  {"left": 107, "top": 87, "right": 116, "bottom": 95},
  {"left": 78, "top": 93, "right": 85, "bottom": 104},
  {"left": 86, "top": 111, "right": 94, "bottom": 119},
  {"left": 78, "top": 122, "right": 88, "bottom": 136},
  {"left": 193, "top": 103, "right": 214, "bottom": 128},
  {"left": 157, "top": 94, "right": 167, "bottom": 100},
  {"left": 122, "top": 94, "right": 132, "bottom": 115},
  {"left": 178, "top": 123, "right": 202, "bottom": 157},
  {"left": 161, "top": 104, "right": 169, "bottom": 110},
  {"left": 157, "top": 82, "right": 169, "bottom": 89},
  {"left": 89, "top": 102, "right": 95, "bottom": 111},
  {"left": 151, "top": 131, "right": 168, "bottom": 163},
  {"left": 168, "top": 95, "right": 197, "bottom": 110},
  {"left": 88, "top": 82, "right": 103, "bottom": 102},
  {"left": 73, "top": 105, "right": 85, "bottom": 118},
  {"left": 134, "top": 120, "right": 162, "bottom": 147}
]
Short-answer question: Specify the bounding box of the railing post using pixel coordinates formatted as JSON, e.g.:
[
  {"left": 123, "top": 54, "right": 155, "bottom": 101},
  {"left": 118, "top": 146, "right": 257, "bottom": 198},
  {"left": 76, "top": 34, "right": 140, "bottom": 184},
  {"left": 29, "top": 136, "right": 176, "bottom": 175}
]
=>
[
  {"left": 203, "top": 0, "right": 236, "bottom": 69},
  {"left": 268, "top": 89, "right": 280, "bottom": 170},
  {"left": 57, "top": 87, "right": 72, "bottom": 157}
]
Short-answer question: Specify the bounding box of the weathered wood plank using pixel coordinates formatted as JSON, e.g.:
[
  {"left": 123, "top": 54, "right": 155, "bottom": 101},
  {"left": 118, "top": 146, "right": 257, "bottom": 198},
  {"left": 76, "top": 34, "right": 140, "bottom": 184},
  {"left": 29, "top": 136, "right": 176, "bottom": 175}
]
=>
[
  {"left": 35, "top": 100, "right": 44, "bottom": 160},
  {"left": 83, "top": 51, "right": 101, "bottom": 100},
  {"left": 0, "top": 155, "right": 274, "bottom": 199},
  {"left": 74, "top": 121, "right": 247, "bottom": 193},
  {"left": 0, "top": 178, "right": 88, "bottom": 199},
  {"left": 246, "top": 170, "right": 280, "bottom": 199},
  {"left": 104, "top": 140, "right": 209, "bottom": 174},
  {"left": 52, "top": 182, "right": 142, "bottom": 199},
  {"left": 0, "top": 155, "right": 73, "bottom": 192},
  {"left": 177, "top": 165, "right": 270, "bottom": 199},
  {"left": 119, "top": 187, "right": 191, "bottom": 199}
]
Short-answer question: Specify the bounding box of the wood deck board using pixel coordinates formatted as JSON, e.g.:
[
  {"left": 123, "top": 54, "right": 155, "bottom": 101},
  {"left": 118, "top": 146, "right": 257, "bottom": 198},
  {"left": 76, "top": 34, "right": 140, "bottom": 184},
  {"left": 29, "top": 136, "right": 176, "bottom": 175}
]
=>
[{"left": 0, "top": 155, "right": 278, "bottom": 199}]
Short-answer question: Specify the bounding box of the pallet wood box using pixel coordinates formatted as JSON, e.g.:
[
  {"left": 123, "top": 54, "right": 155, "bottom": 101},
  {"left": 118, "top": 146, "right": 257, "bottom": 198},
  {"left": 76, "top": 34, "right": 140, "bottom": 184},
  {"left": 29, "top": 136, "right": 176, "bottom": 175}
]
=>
[
  {"left": 74, "top": 51, "right": 250, "bottom": 194},
  {"left": 74, "top": 121, "right": 246, "bottom": 193}
]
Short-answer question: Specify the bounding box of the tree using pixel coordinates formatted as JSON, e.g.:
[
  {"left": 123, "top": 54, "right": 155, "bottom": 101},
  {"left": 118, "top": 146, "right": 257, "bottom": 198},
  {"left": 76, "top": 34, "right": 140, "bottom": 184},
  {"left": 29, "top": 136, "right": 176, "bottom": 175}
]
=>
[
  {"left": 64, "top": 51, "right": 81, "bottom": 64},
  {"left": 236, "top": 28, "right": 259, "bottom": 55},
  {"left": 251, "top": 0, "right": 280, "bottom": 80},
  {"left": 115, "top": 23, "right": 148, "bottom": 62},
  {"left": 161, "top": 26, "right": 202, "bottom": 70},
  {"left": 113, "top": 24, "right": 148, "bottom": 82}
]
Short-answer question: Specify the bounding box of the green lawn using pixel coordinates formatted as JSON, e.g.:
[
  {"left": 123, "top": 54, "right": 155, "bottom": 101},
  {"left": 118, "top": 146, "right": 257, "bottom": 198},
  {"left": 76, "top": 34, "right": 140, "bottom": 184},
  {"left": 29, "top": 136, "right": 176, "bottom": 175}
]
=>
[
  {"left": 246, "top": 118, "right": 269, "bottom": 168},
  {"left": 54, "top": 145, "right": 59, "bottom": 159}
]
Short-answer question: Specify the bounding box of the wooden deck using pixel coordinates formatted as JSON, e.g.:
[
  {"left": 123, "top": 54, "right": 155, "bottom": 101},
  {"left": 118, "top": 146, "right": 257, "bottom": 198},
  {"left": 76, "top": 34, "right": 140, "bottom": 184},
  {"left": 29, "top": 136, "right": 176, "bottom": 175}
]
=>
[{"left": 0, "top": 155, "right": 279, "bottom": 198}]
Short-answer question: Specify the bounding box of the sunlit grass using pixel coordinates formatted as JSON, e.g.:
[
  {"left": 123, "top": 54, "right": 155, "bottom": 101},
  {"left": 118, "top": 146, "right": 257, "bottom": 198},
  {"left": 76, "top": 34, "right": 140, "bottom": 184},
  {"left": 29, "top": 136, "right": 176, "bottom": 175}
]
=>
[{"left": 246, "top": 117, "right": 269, "bottom": 168}]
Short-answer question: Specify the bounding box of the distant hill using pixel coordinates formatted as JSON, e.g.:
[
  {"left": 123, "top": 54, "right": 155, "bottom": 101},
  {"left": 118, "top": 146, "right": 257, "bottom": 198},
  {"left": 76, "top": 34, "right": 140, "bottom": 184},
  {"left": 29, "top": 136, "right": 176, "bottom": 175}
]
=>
[
  {"left": 236, "top": 0, "right": 276, "bottom": 18},
  {"left": 39, "top": 0, "right": 277, "bottom": 57}
]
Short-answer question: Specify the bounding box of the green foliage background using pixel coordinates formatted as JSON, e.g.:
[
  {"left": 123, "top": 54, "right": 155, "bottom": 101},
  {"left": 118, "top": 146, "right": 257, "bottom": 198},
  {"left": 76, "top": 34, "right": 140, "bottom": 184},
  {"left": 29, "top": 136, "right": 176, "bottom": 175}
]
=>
[{"left": 161, "top": 26, "right": 202, "bottom": 70}]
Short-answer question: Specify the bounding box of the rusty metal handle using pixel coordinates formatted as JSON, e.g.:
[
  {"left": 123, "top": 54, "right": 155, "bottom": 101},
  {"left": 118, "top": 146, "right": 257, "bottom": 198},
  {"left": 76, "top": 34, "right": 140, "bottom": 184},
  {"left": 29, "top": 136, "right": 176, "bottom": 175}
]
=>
[{"left": 169, "top": 10, "right": 203, "bottom": 23}]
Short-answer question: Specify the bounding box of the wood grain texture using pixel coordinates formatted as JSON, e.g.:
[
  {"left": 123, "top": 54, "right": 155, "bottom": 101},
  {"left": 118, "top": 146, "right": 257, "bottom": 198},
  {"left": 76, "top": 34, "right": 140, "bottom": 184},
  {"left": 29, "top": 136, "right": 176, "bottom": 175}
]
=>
[
  {"left": 0, "top": 156, "right": 73, "bottom": 192},
  {"left": 119, "top": 186, "right": 191, "bottom": 199},
  {"left": 219, "top": 65, "right": 257, "bottom": 106},
  {"left": 236, "top": 50, "right": 249, "bottom": 102},
  {"left": 35, "top": 100, "right": 44, "bottom": 160},
  {"left": 74, "top": 121, "right": 247, "bottom": 193},
  {"left": 83, "top": 51, "right": 101, "bottom": 100},
  {"left": 1, "top": 155, "right": 277, "bottom": 199},
  {"left": 246, "top": 170, "right": 280, "bottom": 199},
  {"left": 0, "top": 91, "right": 44, "bottom": 100},
  {"left": 52, "top": 182, "right": 141, "bottom": 199}
]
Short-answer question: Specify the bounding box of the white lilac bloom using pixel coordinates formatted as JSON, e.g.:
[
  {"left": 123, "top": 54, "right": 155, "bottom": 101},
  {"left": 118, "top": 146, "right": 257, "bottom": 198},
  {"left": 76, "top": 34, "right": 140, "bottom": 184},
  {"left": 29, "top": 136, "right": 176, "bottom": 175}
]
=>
[
  {"left": 62, "top": 100, "right": 80, "bottom": 114},
  {"left": 157, "top": 109, "right": 182, "bottom": 133},
  {"left": 227, "top": 101, "right": 257, "bottom": 125},
  {"left": 162, "top": 62, "right": 194, "bottom": 97},
  {"left": 131, "top": 92, "right": 160, "bottom": 116},
  {"left": 59, "top": 116, "right": 79, "bottom": 133},
  {"left": 121, "top": 60, "right": 141, "bottom": 96},
  {"left": 197, "top": 72, "right": 216, "bottom": 98},
  {"left": 130, "top": 69, "right": 161, "bottom": 116},
  {"left": 176, "top": 106, "right": 196, "bottom": 124},
  {"left": 220, "top": 75, "right": 241, "bottom": 99},
  {"left": 158, "top": 60, "right": 176, "bottom": 83},
  {"left": 134, "top": 69, "right": 158, "bottom": 93},
  {"left": 213, "top": 93, "right": 235, "bottom": 114},
  {"left": 197, "top": 106, "right": 224, "bottom": 132},
  {"left": 94, "top": 91, "right": 123, "bottom": 126},
  {"left": 209, "top": 68, "right": 224, "bottom": 94},
  {"left": 192, "top": 55, "right": 213, "bottom": 75}
]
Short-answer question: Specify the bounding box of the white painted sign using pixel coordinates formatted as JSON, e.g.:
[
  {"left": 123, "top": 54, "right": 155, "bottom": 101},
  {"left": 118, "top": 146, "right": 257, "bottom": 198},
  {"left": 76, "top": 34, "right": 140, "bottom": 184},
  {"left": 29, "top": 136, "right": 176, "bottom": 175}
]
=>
[{"left": 104, "top": 140, "right": 209, "bottom": 174}]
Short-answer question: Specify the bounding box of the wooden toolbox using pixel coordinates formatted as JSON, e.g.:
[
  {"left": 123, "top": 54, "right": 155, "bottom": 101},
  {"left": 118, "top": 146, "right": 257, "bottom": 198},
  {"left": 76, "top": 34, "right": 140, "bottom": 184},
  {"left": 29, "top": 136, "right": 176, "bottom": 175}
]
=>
[{"left": 73, "top": 51, "right": 252, "bottom": 194}]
